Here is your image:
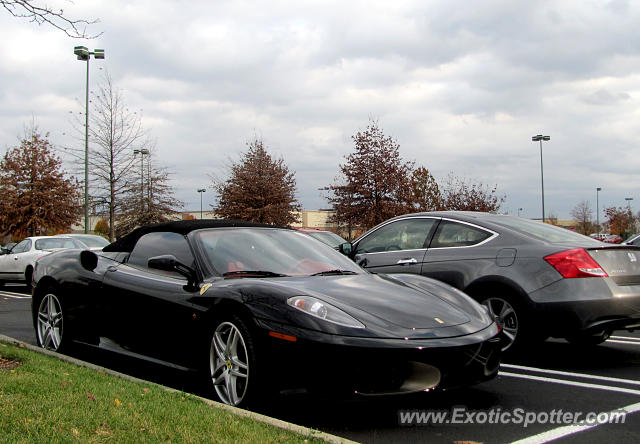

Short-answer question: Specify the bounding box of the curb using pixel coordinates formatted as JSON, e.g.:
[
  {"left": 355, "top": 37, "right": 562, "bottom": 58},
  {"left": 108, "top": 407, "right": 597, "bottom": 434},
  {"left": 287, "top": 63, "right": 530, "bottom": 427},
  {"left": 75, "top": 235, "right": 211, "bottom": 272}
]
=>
[{"left": 0, "top": 334, "right": 359, "bottom": 444}]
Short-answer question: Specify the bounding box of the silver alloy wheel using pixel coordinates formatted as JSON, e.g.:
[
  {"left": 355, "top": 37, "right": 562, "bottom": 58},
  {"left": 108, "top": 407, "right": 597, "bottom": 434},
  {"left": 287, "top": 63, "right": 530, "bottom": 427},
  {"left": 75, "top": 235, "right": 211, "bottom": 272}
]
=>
[
  {"left": 210, "top": 321, "right": 250, "bottom": 406},
  {"left": 37, "top": 293, "right": 63, "bottom": 351},
  {"left": 482, "top": 297, "right": 518, "bottom": 351}
]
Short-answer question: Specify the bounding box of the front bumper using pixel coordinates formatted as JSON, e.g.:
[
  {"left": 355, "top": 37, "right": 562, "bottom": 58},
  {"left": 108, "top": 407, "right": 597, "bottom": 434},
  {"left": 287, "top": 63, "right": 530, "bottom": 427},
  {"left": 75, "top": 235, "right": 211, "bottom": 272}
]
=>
[{"left": 256, "top": 320, "right": 502, "bottom": 396}]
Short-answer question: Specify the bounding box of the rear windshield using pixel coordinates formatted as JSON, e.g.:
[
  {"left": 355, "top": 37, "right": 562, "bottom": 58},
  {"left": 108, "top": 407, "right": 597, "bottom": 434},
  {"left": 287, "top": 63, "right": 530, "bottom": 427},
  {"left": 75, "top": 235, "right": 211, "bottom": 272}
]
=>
[
  {"left": 490, "top": 216, "right": 603, "bottom": 245},
  {"left": 35, "top": 238, "right": 84, "bottom": 250}
]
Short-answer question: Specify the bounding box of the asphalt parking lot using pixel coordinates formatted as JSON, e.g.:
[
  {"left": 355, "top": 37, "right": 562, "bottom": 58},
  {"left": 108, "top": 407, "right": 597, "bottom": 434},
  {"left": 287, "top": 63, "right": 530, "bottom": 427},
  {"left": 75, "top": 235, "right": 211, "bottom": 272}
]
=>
[{"left": 2, "top": 284, "right": 639, "bottom": 444}]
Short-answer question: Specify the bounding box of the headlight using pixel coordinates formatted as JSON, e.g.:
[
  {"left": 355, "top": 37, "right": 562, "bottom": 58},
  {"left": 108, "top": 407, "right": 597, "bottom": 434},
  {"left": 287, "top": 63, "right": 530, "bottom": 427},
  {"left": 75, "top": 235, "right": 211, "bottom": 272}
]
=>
[{"left": 287, "top": 296, "right": 365, "bottom": 329}]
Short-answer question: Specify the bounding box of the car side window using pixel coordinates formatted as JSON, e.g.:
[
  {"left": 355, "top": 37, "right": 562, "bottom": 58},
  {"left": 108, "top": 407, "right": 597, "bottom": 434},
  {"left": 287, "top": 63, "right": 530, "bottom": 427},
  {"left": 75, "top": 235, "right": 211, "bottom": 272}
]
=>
[
  {"left": 430, "top": 220, "right": 492, "bottom": 248},
  {"left": 356, "top": 219, "right": 437, "bottom": 253},
  {"left": 128, "top": 232, "right": 195, "bottom": 277},
  {"left": 11, "top": 239, "right": 31, "bottom": 254}
]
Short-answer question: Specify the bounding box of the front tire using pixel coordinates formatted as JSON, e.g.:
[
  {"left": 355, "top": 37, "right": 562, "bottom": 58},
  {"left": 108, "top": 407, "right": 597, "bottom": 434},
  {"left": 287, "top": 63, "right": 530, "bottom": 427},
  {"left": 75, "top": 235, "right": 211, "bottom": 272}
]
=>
[
  {"left": 35, "top": 292, "right": 67, "bottom": 352},
  {"left": 207, "top": 315, "right": 260, "bottom": 407}
]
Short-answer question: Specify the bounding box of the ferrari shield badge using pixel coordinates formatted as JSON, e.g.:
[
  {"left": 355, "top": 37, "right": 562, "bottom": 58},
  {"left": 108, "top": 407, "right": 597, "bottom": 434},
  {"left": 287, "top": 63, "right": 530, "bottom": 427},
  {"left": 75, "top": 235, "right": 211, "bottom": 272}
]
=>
[{"left": 200, "top": 283, "right": 213, "bottom": 295}]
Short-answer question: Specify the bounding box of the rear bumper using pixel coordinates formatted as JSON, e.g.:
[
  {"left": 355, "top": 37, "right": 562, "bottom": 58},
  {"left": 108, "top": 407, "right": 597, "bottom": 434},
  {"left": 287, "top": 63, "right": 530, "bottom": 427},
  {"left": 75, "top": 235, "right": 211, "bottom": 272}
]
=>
[{"left": 528, "top": 278, "right": 640, "bottom": 336}]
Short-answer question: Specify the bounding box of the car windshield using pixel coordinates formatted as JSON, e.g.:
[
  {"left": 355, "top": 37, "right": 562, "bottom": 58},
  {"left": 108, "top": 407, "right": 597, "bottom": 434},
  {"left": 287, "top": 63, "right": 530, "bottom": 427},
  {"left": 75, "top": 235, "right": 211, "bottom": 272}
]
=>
[
  {"left": 75, "top": 235, "right": 110, "bottom": 248},
  {"left": 306, "top": 231, "right": 346, "bottom": 248},
  {"left": 35, "top": 237, "right": 85, "bottom": 250},
  {"left": 194, "top": 228, "right": 363, "bottom": 277},
  {"left": 490, "top": 216, "right": 603, "bottom": 245}
]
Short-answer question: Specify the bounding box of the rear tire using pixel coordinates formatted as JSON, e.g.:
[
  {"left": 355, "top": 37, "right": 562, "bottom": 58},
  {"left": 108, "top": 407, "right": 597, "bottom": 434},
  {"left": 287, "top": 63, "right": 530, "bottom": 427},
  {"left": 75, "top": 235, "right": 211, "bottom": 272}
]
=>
[{"left": 476, "top": 292, "right": 545, "bottom": 353}]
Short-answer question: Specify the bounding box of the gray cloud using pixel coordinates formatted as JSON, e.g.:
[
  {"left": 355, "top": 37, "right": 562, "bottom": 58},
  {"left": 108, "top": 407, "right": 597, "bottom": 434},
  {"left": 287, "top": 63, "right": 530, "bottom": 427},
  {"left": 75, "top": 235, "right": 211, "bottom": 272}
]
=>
[{"left": 2, "top": 0, "right": 640, "bottom": 218}]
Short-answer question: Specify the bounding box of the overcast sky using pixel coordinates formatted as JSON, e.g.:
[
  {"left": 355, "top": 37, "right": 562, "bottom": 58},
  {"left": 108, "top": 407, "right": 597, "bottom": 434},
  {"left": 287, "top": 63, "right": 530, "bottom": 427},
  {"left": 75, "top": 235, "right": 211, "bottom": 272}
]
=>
[{"left": 2, "top": 0, "right": 640, "bottom": 220}]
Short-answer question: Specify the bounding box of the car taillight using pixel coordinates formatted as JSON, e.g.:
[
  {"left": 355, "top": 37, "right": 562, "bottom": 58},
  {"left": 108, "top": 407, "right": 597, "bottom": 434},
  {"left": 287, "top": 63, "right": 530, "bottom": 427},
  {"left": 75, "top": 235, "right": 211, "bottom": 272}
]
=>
[{"left": 544, "top": 248, "right": 608, "bottom": 278}]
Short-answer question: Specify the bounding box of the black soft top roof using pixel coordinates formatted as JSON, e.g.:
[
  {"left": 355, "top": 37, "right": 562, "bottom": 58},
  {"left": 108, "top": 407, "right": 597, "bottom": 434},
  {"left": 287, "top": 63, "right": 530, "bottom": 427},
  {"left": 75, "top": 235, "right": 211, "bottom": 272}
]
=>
[{"left": 103, "top": 219, "right": 285, "bottom": 253}]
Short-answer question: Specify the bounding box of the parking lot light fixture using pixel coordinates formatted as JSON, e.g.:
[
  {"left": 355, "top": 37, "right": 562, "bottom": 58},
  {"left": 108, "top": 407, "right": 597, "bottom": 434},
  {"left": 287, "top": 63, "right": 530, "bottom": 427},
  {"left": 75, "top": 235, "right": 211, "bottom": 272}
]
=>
[
  {"left": 596, "top": 187, "right": 602, "bottom": 235},
  {"left": 532, "top": 134, "right": 550, "bottom": 223},
  {"left": 133, "top": 149, "right": 149, "bottom": 210},
  {"left": 197, "top": 188, "right": 206, "bottom": 219},
  {"left": 74, "top": 46, "right": 105, "bottom": 233}
]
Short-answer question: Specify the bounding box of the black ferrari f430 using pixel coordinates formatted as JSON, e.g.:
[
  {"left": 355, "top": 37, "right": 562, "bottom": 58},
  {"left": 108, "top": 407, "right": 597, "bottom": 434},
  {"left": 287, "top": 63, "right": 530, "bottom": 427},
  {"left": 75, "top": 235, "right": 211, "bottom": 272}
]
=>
[{"left": 32, "top": 220, "right": 502, "bottom": 406}]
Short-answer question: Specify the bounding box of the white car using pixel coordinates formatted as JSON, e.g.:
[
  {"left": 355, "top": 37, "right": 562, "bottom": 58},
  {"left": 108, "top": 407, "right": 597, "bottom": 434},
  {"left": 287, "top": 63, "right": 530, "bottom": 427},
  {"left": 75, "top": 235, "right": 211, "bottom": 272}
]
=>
[{"left": 0, "top": 236, "right": 85, "bottom": 287}]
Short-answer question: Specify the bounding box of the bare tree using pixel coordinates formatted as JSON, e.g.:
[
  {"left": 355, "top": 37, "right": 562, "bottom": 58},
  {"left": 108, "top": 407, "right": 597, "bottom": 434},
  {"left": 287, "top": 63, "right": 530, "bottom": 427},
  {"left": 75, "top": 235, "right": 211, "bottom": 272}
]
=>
[
  {"left": 1, "top": 0, "right": 101, "bottom": 38},
  {"left": 64, "top": 72, "right": 147, "bottom": 241},
  {"left": 0, "top": 127, "right": 81, "bottom": 237},
  {"left": 115, "top": 150, "right": 183, "bottom": 236},
  {"left": 326, "top": 120, "right": 414, "bottom": 231},
  {"left": 570, "top": 200, "right": 594, "bottom": 235},
  {"left": 213, "top": 138, "right": 301, "bottom": 226}
]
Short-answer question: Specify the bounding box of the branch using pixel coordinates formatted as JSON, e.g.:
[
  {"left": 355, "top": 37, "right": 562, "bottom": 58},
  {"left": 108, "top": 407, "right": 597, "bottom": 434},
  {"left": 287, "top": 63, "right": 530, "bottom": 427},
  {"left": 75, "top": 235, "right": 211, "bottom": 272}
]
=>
[{"left": 1, "top": 0, "right": 102, "bottom": 38}]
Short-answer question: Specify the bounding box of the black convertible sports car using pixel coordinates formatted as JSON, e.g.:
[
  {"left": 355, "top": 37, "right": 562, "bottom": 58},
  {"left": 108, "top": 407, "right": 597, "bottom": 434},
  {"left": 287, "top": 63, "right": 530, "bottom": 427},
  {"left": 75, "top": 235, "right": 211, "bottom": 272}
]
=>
[{"left": 32, "top": 220, "right": 501, "bottom": 407}]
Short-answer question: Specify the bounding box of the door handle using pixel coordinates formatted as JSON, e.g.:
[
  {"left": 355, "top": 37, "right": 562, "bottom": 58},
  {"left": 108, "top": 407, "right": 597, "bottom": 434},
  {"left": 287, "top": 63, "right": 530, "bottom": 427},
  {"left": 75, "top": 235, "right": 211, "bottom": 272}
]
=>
[{"left": 396, "top": 258, "right": 417, "bottom": 265}]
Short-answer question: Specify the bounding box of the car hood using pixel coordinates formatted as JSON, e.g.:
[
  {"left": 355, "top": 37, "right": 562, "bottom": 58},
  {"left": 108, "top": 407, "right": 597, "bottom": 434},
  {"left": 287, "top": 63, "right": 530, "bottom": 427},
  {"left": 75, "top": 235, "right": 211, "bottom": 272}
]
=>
[{"left": 250, "top": 273, "right": 474, "bottom": 330}]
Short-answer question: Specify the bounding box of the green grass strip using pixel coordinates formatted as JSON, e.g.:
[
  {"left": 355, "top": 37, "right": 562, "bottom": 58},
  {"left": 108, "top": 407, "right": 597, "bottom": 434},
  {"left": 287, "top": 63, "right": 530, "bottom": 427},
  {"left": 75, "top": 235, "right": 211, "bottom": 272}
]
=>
[{"left": 0, "top": 342, "right": 329, "bottom": 443}]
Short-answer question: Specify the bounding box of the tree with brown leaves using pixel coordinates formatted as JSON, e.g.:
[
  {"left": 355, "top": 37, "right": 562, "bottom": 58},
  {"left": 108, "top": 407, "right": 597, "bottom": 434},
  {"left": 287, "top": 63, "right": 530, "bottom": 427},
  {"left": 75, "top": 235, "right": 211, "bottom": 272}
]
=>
[
  {"left": 410, "top": 167, "right": 443, "bottom": 212},
  {"left": 213, "top": 138, "right": 301, "bottom": 226},
  {"left": 0, "top": 129, "right": 81, "bottom": 237},
  {"left": 605, "top": 206, "right": 635, "bottom": 236},
  {"left": 326, "top": 121, "right": 414, "bottom": 231}
]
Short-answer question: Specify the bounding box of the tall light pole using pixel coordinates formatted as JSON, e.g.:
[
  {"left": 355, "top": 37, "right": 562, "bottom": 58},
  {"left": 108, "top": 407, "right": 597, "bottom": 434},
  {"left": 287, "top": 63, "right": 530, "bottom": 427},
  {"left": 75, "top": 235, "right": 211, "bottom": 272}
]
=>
[
  {"left": 133, "top": 149, "right": 149, "bottom": 210},
  {"left": 532, "top": 134, "right": 550, "bottom": 223},
  {"left": 626, "top": 197, "right": 633, "bottom": 212},
  {"left": 596, "top": 187, "right": 602, "bottom": 235},
  {"left": 518, "top": 207, "right": 523, "bottom": 217},
  {"left": 197, "top": 188, "right": 206, "bottom": 219},
  {"left": 74, "top": 46, "right": 105, "bottom": 233}
]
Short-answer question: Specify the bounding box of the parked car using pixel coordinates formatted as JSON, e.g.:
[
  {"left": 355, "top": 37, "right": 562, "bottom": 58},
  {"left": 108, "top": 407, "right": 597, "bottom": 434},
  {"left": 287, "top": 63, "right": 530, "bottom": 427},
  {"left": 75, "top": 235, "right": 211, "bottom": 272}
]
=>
[
  {"left": 0, "top": 236, "right": 85, "bottom": 287},
  {"left": 295, "top": 228, "right": 347, "bottom": 249},
  {"left": 32, "top": 220, "right": 501, "bottom": 407},
  {"left": 55, "top": 233, "right": 110, "bottom": 250},
  {"left": 340, "top": 211, "right": 640, "bottom": 351},
  {"left": 603, "top": 234, "right": 623, "bottom": 244}
]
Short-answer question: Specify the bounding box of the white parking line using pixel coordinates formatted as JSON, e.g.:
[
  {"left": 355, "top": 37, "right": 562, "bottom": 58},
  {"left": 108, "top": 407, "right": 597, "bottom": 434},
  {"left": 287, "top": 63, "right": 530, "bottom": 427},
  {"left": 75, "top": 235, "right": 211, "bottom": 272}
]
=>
[
  {"left": 501, "top": 363, "right": 640, "bottom": 386},
  {"left": 608, "top": 339, "right": 640, "bottom": 346},
  {"left": 0, "top": 292, "right": 31, "bottom": 299},
  {"left": 611, "top": 335, "right": 640, "bottom": 342},
  {"left": 500, "top": 371, "right": 640, "bottom": 396},
  {"left": 510, "top": 401, "right": 640, "bottom": 444}
]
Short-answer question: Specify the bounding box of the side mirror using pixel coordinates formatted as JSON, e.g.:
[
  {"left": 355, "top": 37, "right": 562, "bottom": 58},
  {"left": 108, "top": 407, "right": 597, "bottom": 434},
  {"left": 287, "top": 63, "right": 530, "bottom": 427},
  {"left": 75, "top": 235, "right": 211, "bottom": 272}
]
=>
[
  {"left": 80, "top": 250, "right": 98, "bottom": 271},
  {"left": 0, "top": 248, "right": 7, "bottom": 255},
  {"left": 148, "top": 254, "right": 198, "bottom": 287},
  {"left": 338, "top": 242, "right": 353, "bottom": 257}
]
